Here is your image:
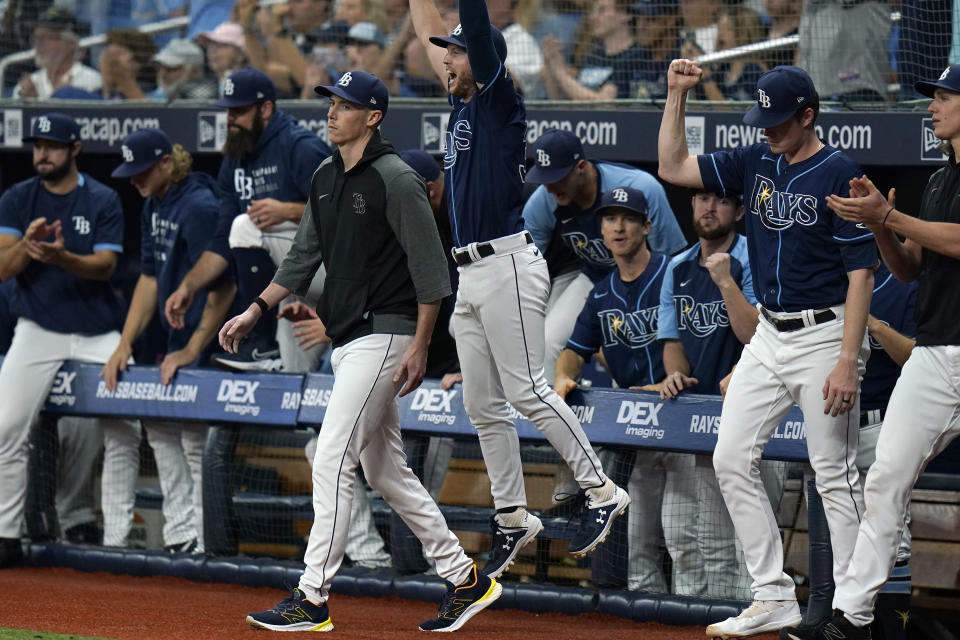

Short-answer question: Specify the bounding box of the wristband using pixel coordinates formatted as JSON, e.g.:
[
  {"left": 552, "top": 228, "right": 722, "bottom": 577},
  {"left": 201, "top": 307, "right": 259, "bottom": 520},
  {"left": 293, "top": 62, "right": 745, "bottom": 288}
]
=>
[
  {"left": 253, "top": 296, "right": 269, "bottom": 314},
  {"left": 882, "top": 206, "right": 894, "bottom": 226}
]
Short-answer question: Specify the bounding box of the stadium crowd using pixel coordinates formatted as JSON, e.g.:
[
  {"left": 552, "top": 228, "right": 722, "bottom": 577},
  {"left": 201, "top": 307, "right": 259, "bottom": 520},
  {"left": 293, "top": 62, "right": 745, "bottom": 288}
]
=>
[{"left": 1, "top": 1, "right": 959, "bottom": 638}]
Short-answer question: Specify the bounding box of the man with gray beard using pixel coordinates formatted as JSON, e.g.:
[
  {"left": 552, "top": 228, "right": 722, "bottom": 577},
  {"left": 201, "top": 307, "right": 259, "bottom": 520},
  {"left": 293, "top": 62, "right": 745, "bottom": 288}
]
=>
[{"left": 14, "top": 8, "right": 100, "bottom": 100}]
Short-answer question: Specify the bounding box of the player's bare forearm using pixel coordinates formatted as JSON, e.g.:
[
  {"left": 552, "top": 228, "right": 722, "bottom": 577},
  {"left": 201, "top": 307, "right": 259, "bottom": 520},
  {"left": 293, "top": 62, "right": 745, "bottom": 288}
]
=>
[
  {"left": 839, "top": 267, "right": 874, "bottom": 365},
  {"left": 873, "top": 226, "right": 922, "bottom": 283},
  {"left": 395, "top": 301, "right": 439, "bottom": 397},
  {"left": 883, "top": 210, "right": 960, "bottom": 266},
  {"left": 662, "top": 339, "right": 691, "bottom": 376},
  {"left": 0, "top": 235, "right": 30, "bottom": 280},
  {"left": 266, "top": 37, "right": 308, "bottom": 85},
  {"left": 657, "top": 63, "right": 704, "bottom": 188},
  {"left": 407, "top": 0, "right": 448, "bottom": 83},
  {"left": 178, "top": 251, "right": 230, "bottom": 295},
  {"left": 718, "top": 281, "right": 759, "bottom": 344},
  {"left": 118, "top": 274, "right": 160, "bottom": 348},
  {"left": 181, "top": 280, "right": 238, "bottom": 359},
  {"left": 412, "top": 300, "right": 440, "bottom": 351},
  {"left": 867, "top": 315, "right": 916, "bottom": 367},
  {"left": 554, "top": 348, "right": 584, "bottom": 389},
  {"left": 54, "top": 249, "right": 117, "bottom": 281}
]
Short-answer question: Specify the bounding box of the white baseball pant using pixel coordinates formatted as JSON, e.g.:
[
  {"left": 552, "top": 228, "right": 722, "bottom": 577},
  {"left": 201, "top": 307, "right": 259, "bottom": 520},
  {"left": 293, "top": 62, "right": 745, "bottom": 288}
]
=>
[
  {"left": 544, "top": 270, "right": 593, "bottom": 383},
  {"left": 0, "top": 318, "right": 140, "bottom": 545},
  {"left": 304, "top": 436, "right": 390, "bottom": 568},
  {"left": 714, "top": 306, "right": 867, "bottom": 601},
  {"left": 627, "top": 451, "right": 704, "bottom": 595},
  {"left": 834, "top": 345, "right": 960, "bottom": 626},
  {"left": 229, "top": 214, "right": 327, "bottom": 373},
  {"left": 143, "top": 420, "right": 206, "bottom": 550},
  {"left": 56, "top": 416, "right": 102, "bottom": 532},
  {"left": 298, "top": 333, "right": 474, "bottom": 604},
  {"left": 452, "top": 233, "right": 608, "bottom": 510}
]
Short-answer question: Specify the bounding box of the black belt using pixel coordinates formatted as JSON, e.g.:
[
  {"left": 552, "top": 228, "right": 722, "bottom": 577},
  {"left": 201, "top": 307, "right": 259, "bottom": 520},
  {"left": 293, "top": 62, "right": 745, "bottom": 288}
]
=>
[
  {"left": 760, "top": 307, "right": 836, "bottom": 332},
  {"left": 452, "top": 232, "right": 533, "bottom": 266},
  {"left": 860, "top": 408, "right": 885, "bottom": 427}
]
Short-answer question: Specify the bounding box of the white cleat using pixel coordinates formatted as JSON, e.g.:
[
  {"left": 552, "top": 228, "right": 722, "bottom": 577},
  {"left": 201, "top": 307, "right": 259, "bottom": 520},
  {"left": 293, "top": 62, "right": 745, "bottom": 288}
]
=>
[{"left": 705, "top": 600, "right": 802, "bottom": 638}]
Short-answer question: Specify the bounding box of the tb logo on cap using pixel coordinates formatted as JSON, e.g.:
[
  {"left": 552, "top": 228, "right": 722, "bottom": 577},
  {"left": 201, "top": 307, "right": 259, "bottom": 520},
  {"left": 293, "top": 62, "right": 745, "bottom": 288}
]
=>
[
  {"left": 338, "top": 72, "right": 353, "bottom": 87},
  {"left": 940, "top": 67, "right": 951, "bottom": 81},
  {"left": 536, "top": 149, "right": 551, "bottom": 167},
  {"left": 758, "top": 89, "right": 771, "bottom": 109},
  {"left": 224, "top": 78, "right": 234, "bottom": 95},
  {"left": 612, "top": 188, "right": 629, "bottom": 203},
  {"left": 122, "top": 145, "right": 134, "bottom": 163},
  {"left": 37, "top": 116, "right": 51, "bottom": 133},
  {"left": 452, "top": 24, "right": 462, "bottom": 36}
]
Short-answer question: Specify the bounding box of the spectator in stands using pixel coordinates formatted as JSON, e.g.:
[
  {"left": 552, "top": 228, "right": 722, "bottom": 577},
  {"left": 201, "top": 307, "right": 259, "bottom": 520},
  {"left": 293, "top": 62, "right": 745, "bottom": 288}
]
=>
[
  {"left": 99, "top": 28, "right": 158, "bottom": 99},
  {"left": 798, "top": 0, "right": 892, "bottom": 102},
  {"left": 541, "top": 0, "right": 646, "bottom": 100},
  {"left": 0, "top": 113, "right": 140, "bottom": 564},
  {"left": 334, "top": 0, "right": 390, "bottom": 32},
  {"left": 148, "top": 38, "right": 219, "bottom": 101},
  {"left": 342, "top": 18, "right": 419, "bottom": 95},
  {"left": 102, "top": 128, "right": 235, "bottom": 554},
  {"left": 632, "top": 0, "right": 683, "bottom": 99},
  {"left": 530, "top": 0, "right": 588, "bottom": 61},
  {"left": 553, "top": 186, "right": 703, "bottom": 596},
  {"left": 300, "top": 21, "right": 352, "bottom": 98},
  {"left": 656, "top": 190, "right": 761, "bottom": 599},
  {"left": 164, "top": 68, "right": 331, "bottom": 374},
  {"left": 679, "top": 0, "right": 718, "bottom": 56},
  {"left": 397, "top": 8, "right": 460, "bottom": 97},
  {"left": 13, "top": 7, "right": 101, "bottom": 100},
  {"left": 487, "top": 0, "right": 545, "bottom": 97},
  {"left": 523, "top": 129, "right": 684, "bottom": 381},
  {"left": 196, "top": 22, "right": 249, "bottom": 92},
  {"left": 698, "top": 5, "right": 768, "bottom": 101},
  {"left": 763, "top": 0, "right": 800, "bottom": 68}
]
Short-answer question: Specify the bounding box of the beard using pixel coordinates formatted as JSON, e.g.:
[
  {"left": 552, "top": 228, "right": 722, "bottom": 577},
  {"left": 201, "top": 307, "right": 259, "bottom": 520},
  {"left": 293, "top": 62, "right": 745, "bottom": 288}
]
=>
[
  {"left": 35, "top": 157, "right": 72, "bottom": 184},
  {"left": 694, "top": 217, "right": 735, "bottom": 240},
  {"left": 223, "top": 109, "right": 265, "bottom": 160}
]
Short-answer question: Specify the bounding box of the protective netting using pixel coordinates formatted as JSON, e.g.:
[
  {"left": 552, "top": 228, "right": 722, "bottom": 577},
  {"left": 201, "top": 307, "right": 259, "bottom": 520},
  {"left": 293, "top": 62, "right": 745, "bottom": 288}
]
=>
[{"left": 0, "top": 1, "right": 955, "bottom": 104}]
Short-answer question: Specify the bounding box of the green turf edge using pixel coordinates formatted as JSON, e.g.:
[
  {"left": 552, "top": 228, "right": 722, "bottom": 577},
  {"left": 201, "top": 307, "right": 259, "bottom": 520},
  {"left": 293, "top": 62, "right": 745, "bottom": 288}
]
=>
[{"left": 0, "top": 629, "right": 114, "bottom": 640}]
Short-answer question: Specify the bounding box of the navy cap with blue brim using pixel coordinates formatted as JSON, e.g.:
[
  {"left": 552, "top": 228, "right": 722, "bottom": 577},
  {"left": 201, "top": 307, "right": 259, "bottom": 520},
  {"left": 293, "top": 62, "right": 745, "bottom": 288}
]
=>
[
  {"left": 428, "top": 24, "right": 508, "bottom": 62},
  {"left": 742, "top": 65, "right": 816, "bottom": 129},
  {"left": 915, "top": 64, "right": 960, "bottom": 98}
]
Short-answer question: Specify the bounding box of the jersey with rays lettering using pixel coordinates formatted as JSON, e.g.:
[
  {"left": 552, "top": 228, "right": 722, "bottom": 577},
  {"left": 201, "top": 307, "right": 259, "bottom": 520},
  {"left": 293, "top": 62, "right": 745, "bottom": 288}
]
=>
[
  {"left": 861, "top": 262, "right": 917, "bottom": 411},
  {"left": 658, "top": 235, "right": 756, "bottom": 394},
  {"left": 523, "top": 162, "right": 685, "bottom": 282},
  {"left": 566, "top": 253, "right": 669, "bottom": 388},
  {"left": 698, "top": 144, "right": 877, "bottom": 312},
  {"left": 444, "top": 63, "right": 526, "bottom": 247}
]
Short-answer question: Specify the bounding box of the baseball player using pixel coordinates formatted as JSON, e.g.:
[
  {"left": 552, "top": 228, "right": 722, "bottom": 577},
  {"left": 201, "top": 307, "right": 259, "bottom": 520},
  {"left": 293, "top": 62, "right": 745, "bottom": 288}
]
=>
[
  {"left": 101, "top": 128, "right": 236, "bottom": 554},
  {"left": 409, "top": 0, "right": 630, "bottom": 578},
  {"left": 0, "top": 113, "right": 140, "bottom": 560},
  {"left": 165, "top": 67, "right": 331, "bottom": 373},
  {"left": 223, "top": 70, "right": 500, "bottom": 633},
  {"left": 658, "top": 62, "right": 877, "bottom": 637},
  {"left": 779, "top": 64, "right": 960, "bottom": 640},
  {"left": 553, "top": 186, "right": 702, "bottom": 595},
  {"left": 657, "top": 189, "right": 759, "bottom": 599},
  {"left": 523, "top": 128, "right": 686, "bottom": 379},
  {"left": 788, "top": 261, "right": 916, "bottom": 639}
]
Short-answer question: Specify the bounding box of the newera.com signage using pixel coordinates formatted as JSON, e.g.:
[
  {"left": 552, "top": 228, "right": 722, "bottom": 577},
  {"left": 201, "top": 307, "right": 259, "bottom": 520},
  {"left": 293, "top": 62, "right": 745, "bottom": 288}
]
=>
[{"left": 0, "top": 102, "right": 946, "bottom": 166}]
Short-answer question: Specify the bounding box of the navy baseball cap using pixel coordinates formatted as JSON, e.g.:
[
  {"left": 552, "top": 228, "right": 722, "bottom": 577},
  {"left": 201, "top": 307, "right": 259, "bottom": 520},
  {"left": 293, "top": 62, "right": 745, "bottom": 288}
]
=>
[
  {"left": 111, "top": 128, "right": 173, "bottom": 178},
  {"left": 743, "top": 65, "right": 816, "bottom": 129},
  {"left": 915, "top": 65, "right": 960, "bottom": 98},
  {"left": 316, "top": 70, "right": 389, "bottom": 114},
  {"left": 429, "top": 24, "right": 508, "bottom": 62},
  {"left": 24, "top": 112, "right": 80, "bottom": 144},
  {"left": 399, "top": 149, "right": 440, "bottom": 182},
  {"left": 211, "top": 67, "right": 277, "bottom": 108},
  {"left": 595, "top": 186, "right": 649, "bottom": 220},
  {"left": 525, "top": 129, "right": 585, "bottom": 184}
]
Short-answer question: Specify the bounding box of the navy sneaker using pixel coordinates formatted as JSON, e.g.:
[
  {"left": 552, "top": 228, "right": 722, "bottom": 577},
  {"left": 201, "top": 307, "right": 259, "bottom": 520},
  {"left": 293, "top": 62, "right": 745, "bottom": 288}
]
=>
[
  {"left": 480, "top": 512, "right": 542, "bottom": 578},
  {"left": 419, "top": 565, "right": 502, "bottom": 632},
  {"left": 780, "top": 610, "right": 870, "bottom": 640},
  {"left": 568, "top": 483, "right": 631, "bottom": 557},
  {"left": 164, "top": 538, "right": 198, "bottom": 554},
  {"left": 246, "top": 588, "right": 333, "bottom": 632},
  {"left": 210, "top": 338, "right": 281, "bottom": 372}
]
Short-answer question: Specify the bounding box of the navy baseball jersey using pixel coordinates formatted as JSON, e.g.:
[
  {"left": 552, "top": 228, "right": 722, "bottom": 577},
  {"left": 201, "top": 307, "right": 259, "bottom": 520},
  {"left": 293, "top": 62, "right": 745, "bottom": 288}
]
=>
[
  {"left": 141, "top": 171, "right": 222, "bottom": 335},
  {"left": 861, "top": 263, "right": 917, "bottom": 411},
  {"left": 566, "top": 253, "right": 669, "bottom": 388},
  {"left": 212, "top": 109, "right": 331, "bottom": 259},
  {"left": 524, "top": 162, "right": 686, "bottom": 282},
  {"left": 658, "top": 234, "right": 756, "bottom": 395},
  {"left": 0, "top": 174, "right": 125, "bottom": 334},
  {"left": 444, "top": 58, "right": 526, "bottom": 247},
  {"left": 699, "top": 144, "right": 878, "bottom": 312}
]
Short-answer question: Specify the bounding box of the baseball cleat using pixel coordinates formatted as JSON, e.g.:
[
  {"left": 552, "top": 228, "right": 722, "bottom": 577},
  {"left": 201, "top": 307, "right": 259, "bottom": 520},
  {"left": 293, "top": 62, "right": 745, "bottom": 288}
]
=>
[
  {"left": 246, "top": 588, "right": 333, "bottom": 632},
  {"left": 778, "top": 610, "right": 870, "bottom": 640},
  {"left": 568, "top": 483, "right": 630, "bottom": 557},
  {"left": 706, "top": 599, "right": 801, "bottom": 637},
  {"left": 419, "top": 564, "right": 502, "bottom": 632},
  {"left": 480, "top": 513, "right": 543, "bottom": 578}
]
